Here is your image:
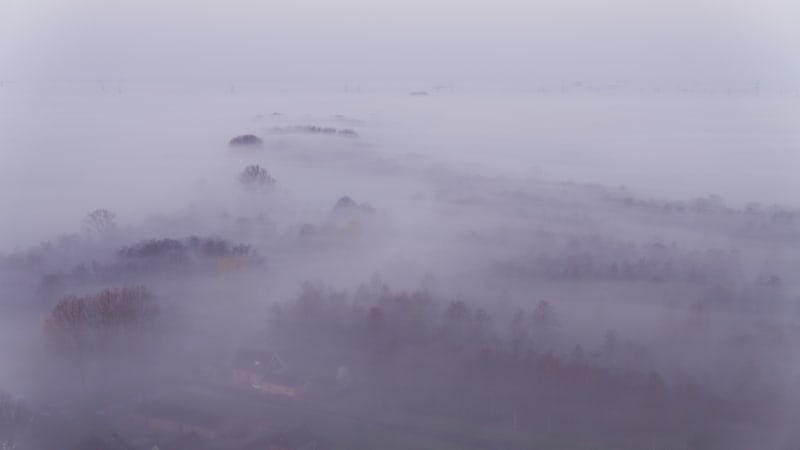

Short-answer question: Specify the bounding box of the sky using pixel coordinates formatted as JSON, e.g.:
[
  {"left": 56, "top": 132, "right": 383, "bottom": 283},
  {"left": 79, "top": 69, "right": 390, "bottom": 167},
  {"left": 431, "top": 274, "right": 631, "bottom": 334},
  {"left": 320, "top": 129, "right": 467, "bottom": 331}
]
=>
[{"left": 1, "top": 0, "right": 798, "bottom": 86}]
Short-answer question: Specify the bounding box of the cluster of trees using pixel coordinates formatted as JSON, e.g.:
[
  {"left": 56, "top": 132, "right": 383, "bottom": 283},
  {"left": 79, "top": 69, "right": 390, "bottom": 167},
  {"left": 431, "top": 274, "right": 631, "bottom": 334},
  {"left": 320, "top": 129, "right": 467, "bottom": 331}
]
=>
[
  {"left": 331, "top": 196, "right": 374, "bottom": 215},
  {"left": 295, "top": 197, "right": 376, "bottom": 239},
  {"left": 609, "top": 193, "right": 800, "bottom": 220},
  {"left": 238, "top": 165, "right": 277, "bottom": 190},
  {"left": 41, "top": 236, "right": 258, "bottom": 289},
  {"left": 270, "top": 125, "right": 358, "bottom": 138},
  {"left": 266, "top": 279, "right": 618, "bottom": 371},
  {"left": 1, "top": 235, "right": 83, "bottom": 274},
  {"left": 43, "top": 286, "right": 161, "bottom": 391},
  {"left": 605, "top": 193, "right": 800, "bottom": 239},
  {"left": 118, "top": 235, "right": 255, "bottom": 262},
  {"left": 495, "top": 236, "right": 747, "bottom": 285},
  {"left": 44, "top": 286, "right": 159, "bottom": 352},
  {"left": 265, "top": 279, "right": 777, "bottom": 449},
  {"left": 228, "top": 134, "right": 263, "bottom": 147}
]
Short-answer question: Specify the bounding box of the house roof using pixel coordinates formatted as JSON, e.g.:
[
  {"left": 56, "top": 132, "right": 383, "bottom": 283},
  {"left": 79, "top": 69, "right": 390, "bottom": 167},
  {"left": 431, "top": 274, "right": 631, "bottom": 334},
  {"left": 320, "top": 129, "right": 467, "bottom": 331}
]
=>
[
  {"left": 232, "top": 348, "right": 284, "bottom": 374},
  {"left": 135, "top": 401, "right": 224, "bottom": 430}
]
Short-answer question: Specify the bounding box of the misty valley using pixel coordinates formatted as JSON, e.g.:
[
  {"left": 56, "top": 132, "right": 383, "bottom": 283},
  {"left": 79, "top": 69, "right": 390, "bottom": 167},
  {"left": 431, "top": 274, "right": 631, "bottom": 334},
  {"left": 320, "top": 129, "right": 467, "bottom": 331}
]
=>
[{"left": 1, "top": 85, "right": 799, "bottom": 450}]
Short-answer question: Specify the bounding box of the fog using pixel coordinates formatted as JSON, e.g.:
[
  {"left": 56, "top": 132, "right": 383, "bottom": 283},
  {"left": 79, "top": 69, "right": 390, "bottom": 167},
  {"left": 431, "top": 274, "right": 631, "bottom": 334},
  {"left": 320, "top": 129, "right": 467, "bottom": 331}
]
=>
[{"left": 2, "top": 1, "right": 800, "bottom": 450}]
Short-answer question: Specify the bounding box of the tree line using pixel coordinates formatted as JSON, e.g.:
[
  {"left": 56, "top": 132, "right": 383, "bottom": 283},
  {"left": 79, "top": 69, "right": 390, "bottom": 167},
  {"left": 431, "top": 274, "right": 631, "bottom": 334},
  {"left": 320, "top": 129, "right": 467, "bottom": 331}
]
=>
[{"left": 265, "top": 278, "right": 779, "bottom": 450}]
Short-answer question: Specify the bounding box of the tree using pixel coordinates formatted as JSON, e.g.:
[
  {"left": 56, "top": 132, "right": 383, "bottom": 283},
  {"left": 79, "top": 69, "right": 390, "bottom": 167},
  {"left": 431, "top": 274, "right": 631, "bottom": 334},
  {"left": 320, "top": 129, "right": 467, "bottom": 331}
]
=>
[
  {"left": 83, "top": 209, "right": 116, "bottom": 236},
  {"left": 92, "top": 286, "right": 159, "bottom": 334},
  {"left": 569, "top": 344, "right": 587, "bottom": 366},
  {"left": 366, "top": 306, "right": 386, "bottom": 336},
  {"left": 441, "top": 300, "right": 471, "bottom": 348},
  {"left": 531, "top": 300, "right": 558, "bottom": 349},
  {"left": 44, "top": 296, "right": 92, "bottom": 392},
  {"left": 532, "top": 300, "right": 557, "bottom": 331},
  {"left": 0, "top": 393, "right": 33, "bottom": 450},
  {"left": 469, "top": 308, "right": 492, "bottom": 345},
  {"left": 509, "top": 308, "right": 530, "bottom": 354},
  {"left": 239, "top": 165, "right": 276, "bottom": 190},
  {"left": 334, "top": 196, "right": 357, "bottom": 210},
  {"left": 332, "top": 196, "right": 375, "bottom": 215},
  {"left": 603, "top": 329, "right": 618, "bottom": 355},
  {"left": 228, "top": 134, "right": 263, "bottom": 147}
]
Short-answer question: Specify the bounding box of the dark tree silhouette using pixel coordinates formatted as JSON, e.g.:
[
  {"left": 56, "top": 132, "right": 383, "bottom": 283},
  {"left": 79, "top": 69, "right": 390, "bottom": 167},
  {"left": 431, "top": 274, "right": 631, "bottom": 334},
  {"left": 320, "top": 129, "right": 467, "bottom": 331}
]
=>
[
  {"left": 239, "top": 165, "right": 276, "bottom": 190},
  {"left": 44, "top": 286, "right": 159, "bottom": 391},
  {"left": 332, "top": 196, "right": 374, "bottom": 215},
  {"left": 228, "top": 134, "right": 263, "bottom": 147}
]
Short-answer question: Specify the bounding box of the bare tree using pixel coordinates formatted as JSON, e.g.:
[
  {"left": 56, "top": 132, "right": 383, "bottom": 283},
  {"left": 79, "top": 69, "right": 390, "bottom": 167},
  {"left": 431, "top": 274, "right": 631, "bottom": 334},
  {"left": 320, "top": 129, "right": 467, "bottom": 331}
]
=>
[
  {"left": 44, "top": 295, "right": 91, "bottom": 392},
  {"left": 83, "top": 209, "right": 116, "bottom": 236},
  {"left": 44, "top": 286, "right": 159, "bottom": 391}
]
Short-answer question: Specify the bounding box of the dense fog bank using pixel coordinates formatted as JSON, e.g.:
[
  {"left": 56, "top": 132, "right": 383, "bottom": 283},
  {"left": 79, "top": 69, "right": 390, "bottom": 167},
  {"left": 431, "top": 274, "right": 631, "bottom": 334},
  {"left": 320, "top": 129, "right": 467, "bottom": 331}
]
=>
[{"left": 1, "top": 84, "right": 799, "bottom": 449}]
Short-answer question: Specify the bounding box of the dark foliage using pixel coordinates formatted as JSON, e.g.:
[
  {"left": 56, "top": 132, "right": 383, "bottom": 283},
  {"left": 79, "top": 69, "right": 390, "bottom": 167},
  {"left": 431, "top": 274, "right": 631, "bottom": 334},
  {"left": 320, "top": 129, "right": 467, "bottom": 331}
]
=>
[
  {"left": 604, "top": 191, "right": 800, "bottom": 239},
  {"left": 40, "top": 237, "right": 257, "bottom": 288},
  {"left": 495, "top": 236, "right": 745, "bottom": 285},
  {"left": 228, "top": 134, "right": 264, "bottom": 147},
  {"left": 44, "top": 285, "right": 159, "bottom": 354},
  {"left": 118, "top": 236, "right": 254, "bottom": 261},
  {"left": 238, "top": 165, "right": 277, "bottom": 189},
  {"left": 269, "top": 125, "right": 358, "bottom": 138},
  {"left": 332, "top": 196, "right": 374, "bottom": 214}
]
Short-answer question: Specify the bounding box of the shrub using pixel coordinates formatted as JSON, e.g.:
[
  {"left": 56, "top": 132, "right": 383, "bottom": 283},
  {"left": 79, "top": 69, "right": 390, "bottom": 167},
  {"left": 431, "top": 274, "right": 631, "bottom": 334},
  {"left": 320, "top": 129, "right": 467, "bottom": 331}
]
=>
[
  {"left": 239, "top": 165, "right": 277, "bottom": 189},
  {"left": 228, "top": 134, "right": 264, "bottom": 147}
]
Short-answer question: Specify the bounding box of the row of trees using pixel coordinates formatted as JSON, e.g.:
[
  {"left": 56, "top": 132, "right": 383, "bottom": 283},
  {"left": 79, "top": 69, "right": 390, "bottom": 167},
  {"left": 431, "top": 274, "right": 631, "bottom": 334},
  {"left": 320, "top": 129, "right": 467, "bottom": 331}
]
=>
[
  {"left": 267, "top": 279, "right": 627, "bottom": 370},
  {"left": 607, "top": 192, "right": 800, "bottom": 222},
  {"left": 45, "top": 286, "right": 159, "bottom": 352},
  {"left": 44, "top": 286, "right": 161, "bottom": 393},
  {"left": 270, "top": 125, "right": 358, "bottom": 138},
  {"left": 494, "top": 236, "right": 748, "bottom": 285},
  {"left": 604, "top": 192, "right": 800, "bottom": 240},
  {"left": 118, "top": 236, "right": 254, "bottom": 261},
  {"left": 40, "top": 236, "right": 259, "bottom": 290}
]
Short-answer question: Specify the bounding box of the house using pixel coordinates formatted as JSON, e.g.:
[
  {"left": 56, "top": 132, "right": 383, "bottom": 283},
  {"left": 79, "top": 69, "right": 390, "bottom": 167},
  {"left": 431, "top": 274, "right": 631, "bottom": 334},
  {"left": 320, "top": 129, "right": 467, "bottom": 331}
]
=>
[
  {"left": 231, "top": 348, "right": 307, "bottom": 398},
  {"left": 134, "top": 401, "right": 225, "bottom": 439}
]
